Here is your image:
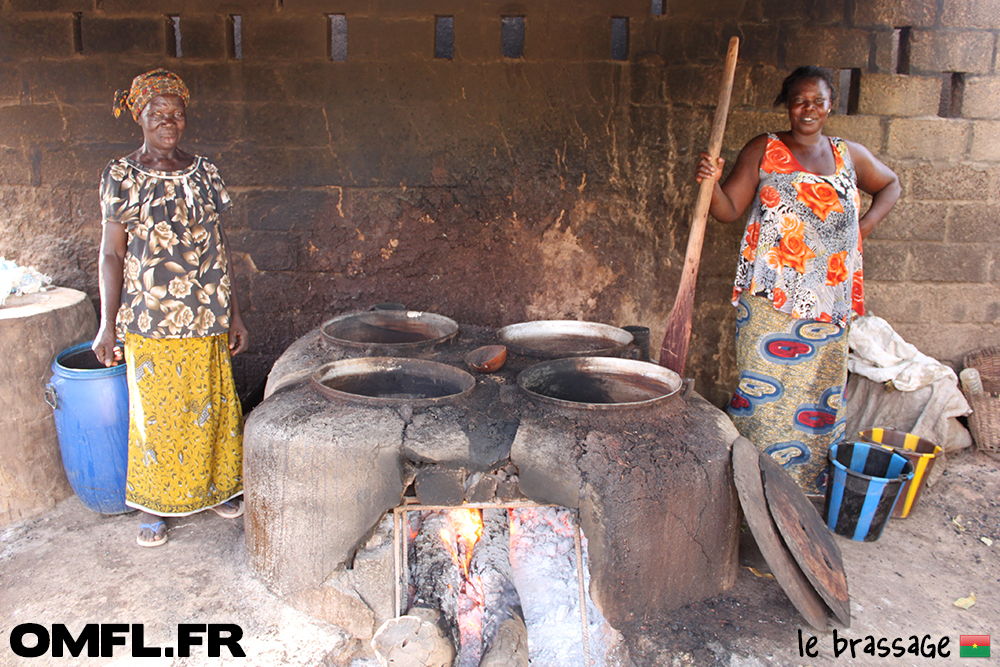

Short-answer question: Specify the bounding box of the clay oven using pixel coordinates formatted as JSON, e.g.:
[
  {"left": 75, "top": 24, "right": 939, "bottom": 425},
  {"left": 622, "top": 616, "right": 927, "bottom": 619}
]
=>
[{"left": 243, "top": 309, "right": 741, "bottom": 652}]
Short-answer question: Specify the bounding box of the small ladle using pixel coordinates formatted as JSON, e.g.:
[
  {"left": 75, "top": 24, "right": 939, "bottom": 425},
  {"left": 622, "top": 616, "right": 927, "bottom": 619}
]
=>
[{"left": 465, "top": 345, "right": 507, "bottom": 373}]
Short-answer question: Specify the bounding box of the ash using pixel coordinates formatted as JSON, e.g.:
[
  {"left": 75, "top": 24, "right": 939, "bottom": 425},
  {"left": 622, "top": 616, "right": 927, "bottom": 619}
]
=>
[{"left": 509, "top": 506, "right": 622, "bottom": 667}]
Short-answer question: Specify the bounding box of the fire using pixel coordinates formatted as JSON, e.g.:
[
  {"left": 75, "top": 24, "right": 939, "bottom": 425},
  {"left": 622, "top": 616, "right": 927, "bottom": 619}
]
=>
[
  {"left": 439, "top": 509, "right": 485, "bottom": 666},
  {"left": 440, "top": 508, "right": 483, "bottom": 580}
]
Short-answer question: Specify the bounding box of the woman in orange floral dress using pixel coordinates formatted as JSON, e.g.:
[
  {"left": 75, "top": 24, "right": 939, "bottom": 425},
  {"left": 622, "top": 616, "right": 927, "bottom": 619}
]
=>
[
  {"left": 696, "top": 67, "right": 900, "bottom": 495},
  {"left": 93, "top": 69, "right": 249, "bottom": 546}
]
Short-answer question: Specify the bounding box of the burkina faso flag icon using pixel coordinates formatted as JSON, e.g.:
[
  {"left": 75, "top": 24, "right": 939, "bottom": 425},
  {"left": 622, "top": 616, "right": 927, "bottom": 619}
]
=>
[{"left": 960, "top": 635, "right": 990, "bottom": 658}]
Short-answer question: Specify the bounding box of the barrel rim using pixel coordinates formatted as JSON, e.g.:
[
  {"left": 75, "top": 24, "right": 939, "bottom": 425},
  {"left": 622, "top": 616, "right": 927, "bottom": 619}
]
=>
[{"left": 53, "top": 341, "right": 127, "bottom": 378}]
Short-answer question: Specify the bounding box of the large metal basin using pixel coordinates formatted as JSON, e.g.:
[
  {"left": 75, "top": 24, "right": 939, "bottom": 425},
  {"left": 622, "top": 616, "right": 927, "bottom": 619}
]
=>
[
  {"left": 321, "top": 311, "right": 459, "bottom": 351},
  {"left": 517, "top": 357, "right": 682, "bottom": 410},
  {"left": 496, "top": 320, "right": 633, "bottom": 358},
  {"left": 312, "top": 357, "right": 475, "bottom": 406}
]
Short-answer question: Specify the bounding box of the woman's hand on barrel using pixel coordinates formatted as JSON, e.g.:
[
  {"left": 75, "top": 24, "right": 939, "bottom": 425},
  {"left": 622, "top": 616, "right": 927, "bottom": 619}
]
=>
[
  {"left": 695, "top": 152, "right": 725, "bottom": 184},
  {"left": 228, "top": 312, "right": 249, "bottom": 356},
  {"left": 92, "top": 326, "right": 123, "bottom": 367}
]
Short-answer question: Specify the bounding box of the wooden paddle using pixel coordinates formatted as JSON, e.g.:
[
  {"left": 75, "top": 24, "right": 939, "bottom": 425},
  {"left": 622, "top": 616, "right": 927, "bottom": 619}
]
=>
[{"left": 659, "top": 36, "right": 740, "bottom": 376}]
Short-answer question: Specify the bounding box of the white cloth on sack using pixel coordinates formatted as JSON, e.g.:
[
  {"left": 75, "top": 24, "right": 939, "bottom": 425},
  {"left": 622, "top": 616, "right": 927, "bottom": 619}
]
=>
[{"left": 845, "top": 315, "right": 972, "bottom": 485}]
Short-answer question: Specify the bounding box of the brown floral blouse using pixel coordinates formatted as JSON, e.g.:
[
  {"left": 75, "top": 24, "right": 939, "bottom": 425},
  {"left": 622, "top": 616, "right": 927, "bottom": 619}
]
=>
[{"left": 100, "top": 156, "right": 233, "bottom": 339}]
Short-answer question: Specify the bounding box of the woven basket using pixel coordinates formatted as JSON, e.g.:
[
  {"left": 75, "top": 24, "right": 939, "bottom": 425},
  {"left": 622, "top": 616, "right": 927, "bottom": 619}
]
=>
[{"left": 963, "top": 346, "right": 1000, "bottom": 453}]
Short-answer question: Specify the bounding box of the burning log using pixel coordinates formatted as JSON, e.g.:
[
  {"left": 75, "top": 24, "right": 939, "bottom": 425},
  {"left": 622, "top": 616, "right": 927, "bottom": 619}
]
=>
[
  {"left": 473, "top": 508, "right": 529, "bottom": 667},
  {"left": 408, "top": 510, "right": 464, "bottom": 650}
]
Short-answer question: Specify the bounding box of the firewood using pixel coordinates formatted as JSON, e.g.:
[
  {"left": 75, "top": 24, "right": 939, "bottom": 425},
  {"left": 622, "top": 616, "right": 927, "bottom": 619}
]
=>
[
  {"left": 408, "top": 510, "right": 462, "bottom": 651},
  {"left": 472, "top": 508, "right": 528, "bottom": 665}
]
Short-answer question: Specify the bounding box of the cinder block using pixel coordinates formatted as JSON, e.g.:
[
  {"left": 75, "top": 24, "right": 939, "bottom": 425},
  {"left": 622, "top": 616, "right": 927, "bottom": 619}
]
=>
[
  {"left": 969, "top": 120, "right": 1000, "bottom": 161},
  {"left": 824, "top": 114, "right": 884, "bottom": 153},
  {"left": 734, "top": 24, "right": 781, "bottom": 64},
  {"left": 0, "top": 18, "right": 74, "bottom": 60},
  {"left": 886, "top": 118, "right": 970, "bottom": 160},
  {"left": 751, "top": 0, "right": 814, "bottom": 22},
  {"left": 864, "top": 281, "right": 934, "bottom": 323},
  {"left": 99, "top": 0, "right": 274, "bottom": 11},
  {"left": 0, "top": 148, "right": 32, "bottom": 186},
  {"left": 784, "top": 27, "right": 870, "bottom": 69},
  {"left": 245, "top": 102, "right": 331, "bottom": 148},
  {"left": 910, "top": 243, "right": 991, "bottom": 281},
  {"left": 668, "top": 0, "right": 747, "bottom": 20},
  {"left": 852, "top": 0, "right": 937, "bottom": 27},
  {"left": 909, "top": 29, "right": 994, "bottom": 75},
  {"left": 39, "top": 143, "right": 127, "bottom": 188},
  {"left": 871, "top": 201, "right": 948, "bottom": 241},
  {"left": 80, "top": 17, "right": 165, "bottom": 55},
  {"left": 175, "top": 14, "right": 227, "bottom": 60},
  {"left": 242, "top": 16, "right": 328, "bottom": 61},
  {"left": 662, "top": 21, "right": 724, "bottom": 63},
  {"left": 229, "top": 231, "right": 297, "bottom": 272},
  {"left": 0, "top": 64, "right": 20, "bottom": 102},
  {"left": 962, "top": 75, "right": 1000, "bottom": 119},
  {"left": 872, "top": 30, "right": 895, "bottom": 74},
  {"left": 949, "top": 203, "right": 1000, "bottom": 243},
  {"left": 63, "top": 104, "right": 136, "bottom": 144},
  {"left": 909, "top": 162, "right": 996, "bottom": 200},
  {"left": 243, "top": 188, "right": 339, "bottom": 231},
  {"left": 895, "top": 322, "right": 998, "bottom": 367},
  {"left": 942, "top": 0, "right": 1000, "bottom": 29},
  {"left": 932, "top": 284, "right": 1000, "bottom": 324},
  {"left": 9, "top": 0, "right": 93, "bottom": 10},
  {"left": 861, "top": 241, "right": 910, "bottom": 281},
  {"left": 742, "top": 64, "right": 786, "bottom": 108},
  {"left": 0, "top": 105, "right": 66, "bottom": 144},
  {"left": 20, "top": 60, "right": 108, "bottom": 105},
  {"left": 857, "top": 73, "right": 942, "bottom": 117},
  {"left": 722, "top": 109, "right": 785, "bottom": 151}
]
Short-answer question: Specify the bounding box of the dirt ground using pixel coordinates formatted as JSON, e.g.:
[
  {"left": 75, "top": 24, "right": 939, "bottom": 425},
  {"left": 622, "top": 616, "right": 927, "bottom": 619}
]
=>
[{"left": 1, "top": 448, "right": 997, "bottom": 667}]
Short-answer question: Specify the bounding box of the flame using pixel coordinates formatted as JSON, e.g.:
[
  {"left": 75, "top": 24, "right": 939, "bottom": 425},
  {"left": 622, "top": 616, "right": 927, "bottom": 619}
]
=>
[
  {"left": 439, "top": 509, "right": 485, "bottom": 666},
  {"left": 440, "top": 509, "right": 483, "bottom": 580}
]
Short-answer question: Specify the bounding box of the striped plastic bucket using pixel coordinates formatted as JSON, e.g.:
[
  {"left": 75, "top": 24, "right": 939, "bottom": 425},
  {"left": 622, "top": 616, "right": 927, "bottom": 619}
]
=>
[
  {"left": 859, "top": 428, "right": 941, "bottom": 519},
  {"left": 824, "top": 442, "right": 913, "bottom": 542}
]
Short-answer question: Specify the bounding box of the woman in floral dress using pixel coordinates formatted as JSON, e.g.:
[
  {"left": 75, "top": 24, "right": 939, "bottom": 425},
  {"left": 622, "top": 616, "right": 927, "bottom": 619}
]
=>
[
  {"left": 695, "top": 67, "right": 900, "bottom": 495},
  {"left": 93, "top": 69, "right": 248, "bottom": 546}
]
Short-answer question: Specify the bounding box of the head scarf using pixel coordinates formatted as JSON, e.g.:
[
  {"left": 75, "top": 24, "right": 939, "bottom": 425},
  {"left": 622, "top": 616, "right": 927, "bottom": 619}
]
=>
[{"left": 113, "top": 68, "right": 190, "bottom": 121}]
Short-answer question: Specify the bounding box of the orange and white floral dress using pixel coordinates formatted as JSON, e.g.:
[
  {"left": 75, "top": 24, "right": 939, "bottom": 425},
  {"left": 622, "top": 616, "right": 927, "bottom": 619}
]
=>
[
  {"left": 733, "top": 133, "right": 864, "bottom": 327},
  {"left": 728, "top": 134, "right": 864, "bottom": 495}
]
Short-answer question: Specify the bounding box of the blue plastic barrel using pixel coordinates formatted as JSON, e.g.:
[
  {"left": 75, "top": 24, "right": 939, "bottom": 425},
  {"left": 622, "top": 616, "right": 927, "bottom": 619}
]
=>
[{"left": 45, "top": 341, "right": 131, "bottom": 514}]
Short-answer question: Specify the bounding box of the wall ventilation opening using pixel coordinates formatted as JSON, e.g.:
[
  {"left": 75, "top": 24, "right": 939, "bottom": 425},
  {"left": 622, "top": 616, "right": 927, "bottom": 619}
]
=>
[
  {"left": 72, "top": 12, "right": 83, "bottom": 53},
  {"left": 167, "top": 15, "right": 182, "bottom": 58},
  {"left": 651, "top": 0, "right": 665, "bottom": 16},
  {"left": 228, "top": 15, "right": 242, "bottom": 60},
  {"left": 611, "top": 17, "right": 629, "bottom": 61},
  {"left": 938, "top": 72, "right": 965, "bottom": 118},
  {"left": 329, "top": 14, "right": 348, "bottom": 61},
  {"left": 837, "top": 68, "right": 860, "bottom": 115},
  {"left": 501, "top": 16, "right": 525, "bottom": 59},
  {"left": 435, "top": 16, "right": 454, "bottom": 59},
  {"left": 893, "top": 27, "right": 911, "bottom": 75}
]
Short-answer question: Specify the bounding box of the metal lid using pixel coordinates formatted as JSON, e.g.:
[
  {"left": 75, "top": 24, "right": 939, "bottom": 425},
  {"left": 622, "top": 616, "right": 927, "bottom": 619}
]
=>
[{"left": 731, "top": 437, "right": 838, "bottom": 630}]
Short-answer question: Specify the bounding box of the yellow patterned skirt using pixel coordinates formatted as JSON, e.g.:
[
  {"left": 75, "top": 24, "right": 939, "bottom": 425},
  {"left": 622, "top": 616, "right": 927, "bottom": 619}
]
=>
[
  {"left": 728, "top": 294, "right": 850, "bottom": 495},
  {"left": 123, "top": 332, "right": 243, "bottom": 515}
]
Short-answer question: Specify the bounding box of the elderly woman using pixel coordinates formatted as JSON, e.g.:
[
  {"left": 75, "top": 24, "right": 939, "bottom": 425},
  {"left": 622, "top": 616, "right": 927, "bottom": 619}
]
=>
[
  {"left": 697, "top": 66, "right": 900, "bottom": 495},
  {"left": 93, "top": 69, "right": 248, "bottom": 546}
]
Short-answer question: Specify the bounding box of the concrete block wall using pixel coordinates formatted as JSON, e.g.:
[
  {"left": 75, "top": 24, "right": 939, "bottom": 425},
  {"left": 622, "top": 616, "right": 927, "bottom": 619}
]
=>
[{"left": 0, "top": 0, "right": 997, "bottom": 406}]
